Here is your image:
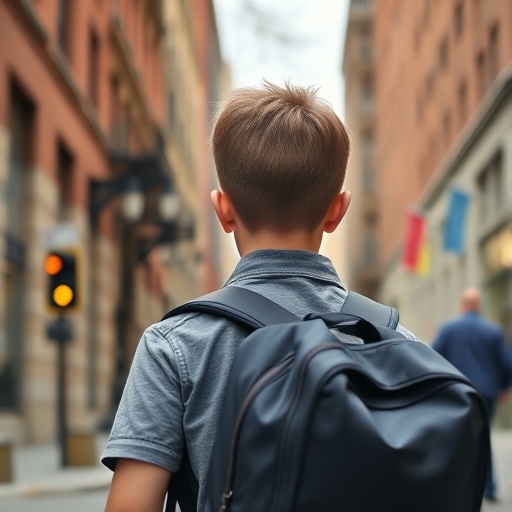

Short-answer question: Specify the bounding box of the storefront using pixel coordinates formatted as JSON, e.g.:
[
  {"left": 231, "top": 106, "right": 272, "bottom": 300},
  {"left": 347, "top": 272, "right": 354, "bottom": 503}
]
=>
[{"left": 481, "top": 224, "right": 512, "bottom": 330}]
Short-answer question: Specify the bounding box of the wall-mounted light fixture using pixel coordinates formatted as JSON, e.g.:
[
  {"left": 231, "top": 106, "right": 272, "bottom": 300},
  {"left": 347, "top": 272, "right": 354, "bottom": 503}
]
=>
[{"left": 89, "top": 147, "right": 194, "bottom": 262}]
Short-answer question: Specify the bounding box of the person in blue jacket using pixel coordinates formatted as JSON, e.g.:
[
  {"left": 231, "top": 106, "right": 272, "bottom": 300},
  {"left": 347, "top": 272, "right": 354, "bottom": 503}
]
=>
[{"left": 433, "top": 287, "right": 512, "bottom": 502}]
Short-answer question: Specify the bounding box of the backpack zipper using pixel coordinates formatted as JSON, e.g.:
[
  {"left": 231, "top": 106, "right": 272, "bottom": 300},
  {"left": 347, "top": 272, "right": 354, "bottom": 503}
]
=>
[
  {"left": 219, "top": 353, "right": 294, "bottom": 512},
  {"left": 269, "top": 342, "right": 342, "bottom": 511}
]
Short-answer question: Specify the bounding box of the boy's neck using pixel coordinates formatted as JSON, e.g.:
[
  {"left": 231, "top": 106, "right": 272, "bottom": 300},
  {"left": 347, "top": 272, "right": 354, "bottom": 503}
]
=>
[{"left": 237, "top": 229, "right": 322, "bottom": 257}]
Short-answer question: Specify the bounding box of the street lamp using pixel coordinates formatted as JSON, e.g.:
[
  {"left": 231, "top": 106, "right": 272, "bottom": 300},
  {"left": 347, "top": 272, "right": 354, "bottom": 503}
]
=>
[
  {"left": 121, "top": 177, "right": 145, "bottom": 222},
  {"left": 88, "top": 142, "right": 196, "bottom": 428},
  {"left": 89, "top": 153, "right": 195, "bottom": 262},
  {"left": 90, "top": 171, "right": 170, "bottom": 227},
  {"left": 158, "top": 184, "right": 180, "bottom": 222},
  {"left": 118, "top": 177, "right": 180, "bottom": 224}
]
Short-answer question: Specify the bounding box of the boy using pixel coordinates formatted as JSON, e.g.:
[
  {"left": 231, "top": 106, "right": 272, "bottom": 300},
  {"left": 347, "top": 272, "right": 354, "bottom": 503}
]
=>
[{"left": 102, "top": 81, "right": 417, "bottom": 511}]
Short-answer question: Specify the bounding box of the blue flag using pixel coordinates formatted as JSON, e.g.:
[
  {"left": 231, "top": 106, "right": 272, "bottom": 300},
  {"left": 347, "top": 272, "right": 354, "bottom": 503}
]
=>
[{"left": 443, "top": 188, "right": 470, "bottom": 253}]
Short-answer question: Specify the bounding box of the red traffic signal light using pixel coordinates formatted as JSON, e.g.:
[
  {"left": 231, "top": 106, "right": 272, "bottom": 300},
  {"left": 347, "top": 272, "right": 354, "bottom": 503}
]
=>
[{"left": 45, "top": 251, "right": 78, "bottom": 311}]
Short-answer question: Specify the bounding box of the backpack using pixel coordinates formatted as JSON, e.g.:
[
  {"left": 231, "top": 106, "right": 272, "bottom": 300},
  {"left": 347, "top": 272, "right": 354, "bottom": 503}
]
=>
[{"left": 163, "top": 286, "right": 490, "bottom": 512}]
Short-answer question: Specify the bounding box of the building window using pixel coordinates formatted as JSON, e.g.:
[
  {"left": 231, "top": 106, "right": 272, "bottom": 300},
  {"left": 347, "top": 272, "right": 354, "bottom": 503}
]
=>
[
  {"left": 57, "top": 142, "right": 74, "bottom": 220},
  {"left": 477, "top": 152, "right": 503, "bottom": 224},
  {"left": 443, "top": 112, "right": 451, "bottom": 147},
  {"left": 359, "top": 24, "right": 372, "bottom": 60},
  {"left": 360, "top": 80, "right": 374, "bottom": 115},
  {"left": 458, "top": 81, "right": 468, "bottom": 127},
  {"left": 489, "top": 24, "right": 499, "bottom": 83},
  {"left": 414, "top": 23, "right": 421, "bottom": 50},
  {"left": 88, "top": 29, "right": 99, "bottom": 107},
  {"left": 364, "top": 233, "right": 378, "bottom": 267},
  {"left": 110, "top": 76, "right": 131, "bottom": 151},
  {"left": 362, "top": 138, "right": 375, "bottom": 192},
  {"left": 429, "top": 133, "right": 437, "bottom": 166},
  {"left": 481, "top": 225, "right": 512, "bottom": 327},
  {"left": 416, "top": 94, "right": 423, "bottom": 122},
  {"left": 1, "top": 83, "right": 34, "bottom": 410},
  {"left": 423, "top": 0, "right": 431, "bottom": 28},
  {"left": 454, "top": 1, "right": 464, "bottom": 37},
  {"left": 425, "top": 70, "right": 435, "bottom": 100},
  {"left": 167, "top": 90, "right": 176, "bottom": 136},
  {"left": 439, "top": 36, "right": 448, "bottom": 71},
  {"left": 361, "top": 81, "right": 373, "bottom": 102},
  {"left": 57, "top": 0, "right": 70, "bottom": 54},
  {"left": 477, "top": 51, "right": 486, "bottom": 98},
  {"left": 362, "top": 167, "right": 375, "bottom": 193}
]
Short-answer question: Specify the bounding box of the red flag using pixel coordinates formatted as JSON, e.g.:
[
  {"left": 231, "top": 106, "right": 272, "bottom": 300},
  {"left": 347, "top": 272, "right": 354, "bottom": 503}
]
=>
[{"left": 402, "top": 211, "right": 426, "bottom": 271}]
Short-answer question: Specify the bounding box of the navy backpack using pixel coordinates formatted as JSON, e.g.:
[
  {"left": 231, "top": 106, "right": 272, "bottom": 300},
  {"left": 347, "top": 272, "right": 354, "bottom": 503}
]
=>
[{"left": 164, "top": 286, "right": 490, "bottom": 512}]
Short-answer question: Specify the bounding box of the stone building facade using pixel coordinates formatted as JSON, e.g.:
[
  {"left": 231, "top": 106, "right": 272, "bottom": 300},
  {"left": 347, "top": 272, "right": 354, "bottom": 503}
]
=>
[
  {"left": 341, "top": 0, "right": 378, "bottom": 298},
  {"left": 162, "top": 0, "right": 226, "bottom": 300}
]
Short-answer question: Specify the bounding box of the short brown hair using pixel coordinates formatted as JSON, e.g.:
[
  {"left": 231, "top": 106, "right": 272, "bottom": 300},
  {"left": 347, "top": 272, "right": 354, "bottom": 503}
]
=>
[{"left": 211, "top": 81, "right": 350, "bottom": 233}]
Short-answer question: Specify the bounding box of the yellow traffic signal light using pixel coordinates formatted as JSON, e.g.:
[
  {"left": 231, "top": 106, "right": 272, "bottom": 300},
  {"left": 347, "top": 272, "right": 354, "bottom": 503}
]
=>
[
  {"left": 45, "top": 251, "right": 78, "bottom": 311},
  {"left": 53, "top": 284, "right": 74, "bottom": 307}
]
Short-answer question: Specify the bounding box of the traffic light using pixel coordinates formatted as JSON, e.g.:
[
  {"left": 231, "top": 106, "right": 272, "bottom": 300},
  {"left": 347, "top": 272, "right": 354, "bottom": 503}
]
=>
[{"left": 44, "top": 251, "right": 78, "bottom": 311}]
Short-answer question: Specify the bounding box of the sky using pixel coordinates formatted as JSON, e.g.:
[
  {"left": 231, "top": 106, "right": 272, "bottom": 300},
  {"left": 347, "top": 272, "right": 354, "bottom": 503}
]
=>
[{"left": 212, "top": 0, "right": 350, "bottom": 120}]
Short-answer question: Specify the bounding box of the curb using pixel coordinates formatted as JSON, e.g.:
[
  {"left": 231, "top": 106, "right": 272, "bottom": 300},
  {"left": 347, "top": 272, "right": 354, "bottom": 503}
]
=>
[{"left": 0, "top": 472, "right": 112, "bottom": 500}]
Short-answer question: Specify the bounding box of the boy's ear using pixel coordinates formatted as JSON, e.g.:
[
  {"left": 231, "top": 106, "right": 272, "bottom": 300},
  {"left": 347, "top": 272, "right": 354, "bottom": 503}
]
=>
[
  {"left": 323, "top": 191, "right": 351, "bottom": 234},
  {"left": 211, "top": 190, "right": 238, "bottom": 233}
]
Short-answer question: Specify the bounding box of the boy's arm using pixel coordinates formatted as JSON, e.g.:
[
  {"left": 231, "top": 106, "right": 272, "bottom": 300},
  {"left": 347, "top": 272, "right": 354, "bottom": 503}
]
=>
[
  {"left": 102, "top": 325, "right": 187, "bottom": 509},
  {"left": 105, "top": 459, "right": 171, "bottom": 512}
]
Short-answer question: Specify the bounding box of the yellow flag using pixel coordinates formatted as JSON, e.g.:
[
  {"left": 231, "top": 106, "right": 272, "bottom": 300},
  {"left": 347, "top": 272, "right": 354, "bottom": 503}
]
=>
[{"left": 415, "top": 239, "right": 430, "bottom": 277}]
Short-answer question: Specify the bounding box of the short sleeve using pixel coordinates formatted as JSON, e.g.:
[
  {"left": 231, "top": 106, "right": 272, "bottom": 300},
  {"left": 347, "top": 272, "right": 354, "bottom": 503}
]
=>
[
  {"left": 396, "top": 323, "right": 420, "bottom": 342},
  {"left": 101, "top": 325, "right": 185, "bottom": 473}
]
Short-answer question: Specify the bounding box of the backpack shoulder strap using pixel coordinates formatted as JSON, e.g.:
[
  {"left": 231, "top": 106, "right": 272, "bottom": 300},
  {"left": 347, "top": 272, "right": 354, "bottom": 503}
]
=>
[
  {"left": 340, "top": 291, "right": 399, "bottom": 330},
  {"left": 162, "top": 285, "right": 300, "bottom": 329},
  {"left": 163, "top": 286, "right": 299, "bottom": 512}
]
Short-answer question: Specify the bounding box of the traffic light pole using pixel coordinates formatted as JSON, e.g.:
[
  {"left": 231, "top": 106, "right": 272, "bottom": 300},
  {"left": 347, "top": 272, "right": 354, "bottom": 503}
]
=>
[
  {"left": 47, "top": 315, "right": 74, "bottom": 467},
  {"left": 57, "top": 332, "right": 67, "bottom": 467}
]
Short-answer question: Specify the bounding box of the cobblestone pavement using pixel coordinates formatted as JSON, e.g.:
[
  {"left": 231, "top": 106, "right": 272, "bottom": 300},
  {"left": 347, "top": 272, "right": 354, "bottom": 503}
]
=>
[{"left": 480, "top": 429, "right": 512, "bottom": 512}]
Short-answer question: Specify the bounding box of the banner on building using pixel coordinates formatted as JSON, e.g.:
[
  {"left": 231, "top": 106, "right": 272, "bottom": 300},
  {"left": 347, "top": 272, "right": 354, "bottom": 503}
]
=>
[
  {"left": 443, "top": 188, "right": 470, "bottom": 254},
  {"left": 416, "top": 235, "right": 431, "bottom": 277},
  {"left": 402, "top": 210, "right": 426, "bottom": 271}
]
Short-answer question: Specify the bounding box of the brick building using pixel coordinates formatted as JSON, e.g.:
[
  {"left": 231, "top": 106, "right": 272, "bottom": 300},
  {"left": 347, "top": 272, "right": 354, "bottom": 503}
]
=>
[
  {"left": 0, "top": 0, "right": 222, "bottom": 444},
  {"left": 374, "top": 0, "right": 512, "bottom": 271},
  {"left": 343, "top": 0, "right": 512, "bottom": 426}
]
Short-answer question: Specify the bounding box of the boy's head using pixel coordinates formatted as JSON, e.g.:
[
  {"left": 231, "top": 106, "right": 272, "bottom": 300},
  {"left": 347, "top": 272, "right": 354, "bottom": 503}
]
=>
[{"left": 211, "top": 81, "right": 350, "bottom": 234}]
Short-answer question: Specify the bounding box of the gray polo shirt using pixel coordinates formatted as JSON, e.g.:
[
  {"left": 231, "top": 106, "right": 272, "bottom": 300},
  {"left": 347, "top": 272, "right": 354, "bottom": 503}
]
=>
[{"left": 101, "top": 249, "right": 416, "bottom": 510}]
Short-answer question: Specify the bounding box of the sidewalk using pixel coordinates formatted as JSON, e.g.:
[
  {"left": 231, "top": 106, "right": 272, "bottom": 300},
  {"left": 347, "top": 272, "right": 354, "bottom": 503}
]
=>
[
  {"left": 481, "top": 429, "right": 512, "bottom": 512},
  {"left": 0, "top": 434, "right": 112, "bottom": 500}
]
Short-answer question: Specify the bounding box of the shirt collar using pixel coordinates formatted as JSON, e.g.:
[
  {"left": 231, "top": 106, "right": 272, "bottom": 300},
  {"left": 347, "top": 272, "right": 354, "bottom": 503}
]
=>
[{"left": 225, "top": 249, "right": 345, "bottom": 289}]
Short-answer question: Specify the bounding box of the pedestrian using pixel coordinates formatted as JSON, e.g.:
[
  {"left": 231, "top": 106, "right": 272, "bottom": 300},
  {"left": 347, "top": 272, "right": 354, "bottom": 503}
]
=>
[
  {"left": 432, "top": 287, "right": 512, "bottom": 502},
  {"left": 101, "top": 81, "right": 419, "bottom": 511}
]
